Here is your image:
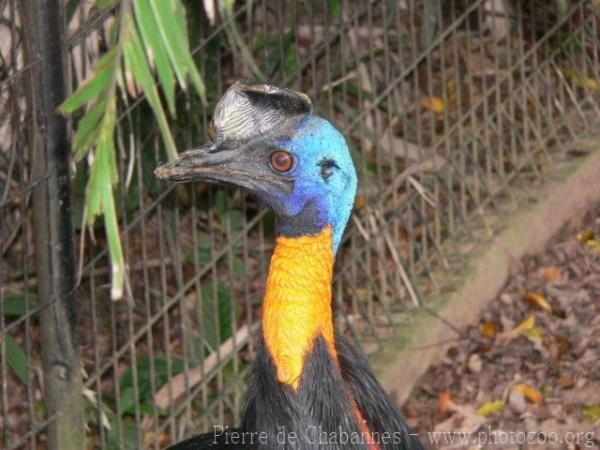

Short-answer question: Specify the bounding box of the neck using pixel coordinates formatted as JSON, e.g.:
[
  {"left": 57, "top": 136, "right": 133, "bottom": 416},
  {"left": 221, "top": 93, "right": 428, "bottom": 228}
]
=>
[{"left": 262, "top": 226, "right": 336, "bottom": 390}]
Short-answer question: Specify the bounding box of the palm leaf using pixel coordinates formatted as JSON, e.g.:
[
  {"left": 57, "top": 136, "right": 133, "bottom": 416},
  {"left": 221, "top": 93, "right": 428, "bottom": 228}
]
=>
[{"left": 60, "top": 0, "right": 205, "bottom": 300}]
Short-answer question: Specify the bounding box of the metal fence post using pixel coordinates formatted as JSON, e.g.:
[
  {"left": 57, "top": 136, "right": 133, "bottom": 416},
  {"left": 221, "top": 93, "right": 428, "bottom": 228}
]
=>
[{"left": 24, "top": 0, "right": 86, "bottom": 448}]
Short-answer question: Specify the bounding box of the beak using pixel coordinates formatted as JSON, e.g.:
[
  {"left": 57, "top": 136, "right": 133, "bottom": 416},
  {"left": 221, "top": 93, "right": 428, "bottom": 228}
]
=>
[
  {"left": 154, "top": 144, "right": 291, "bottom": 194},
  {"left": 155, "top": 144, "right": 230, "bottom": 184}
]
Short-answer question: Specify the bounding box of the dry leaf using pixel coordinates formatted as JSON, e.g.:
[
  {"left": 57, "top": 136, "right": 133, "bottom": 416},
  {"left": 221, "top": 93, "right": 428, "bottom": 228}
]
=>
[
  {"left": 467, "top": 353, "right": 482, "bottom": 373},
  {"left": 581, "top": 405, "right": 600, "bottom": 422},
  {"left": 583, "top": 78, "right": 597, "bottom": 91},
  {"left": 514, "top": 384, "right": 544, "bottom": 405},
  {"left": 478, "top": 399, "right": 505, "bottom": 416},
  {"left": 526, "top": 326, "right": 544, "bottom": 341},
  {"left": 354, "top": 195, "right": 365, "bottom": 209},
  {"left": 438, "top": 390, "right": 453, "bottom": 416},
  {"left": 525, "top": 325, "right": 546, "bottom": 356},
  {"left": 83, "top": 388, "right": 111, "bottom": 429},
  {"left": 523, "top": 292, "right": 552, "bottom": 312},
  {"left": 542, "top": 266, "right": 563, "bottom": 283},
  {"left": 498, "top": 314, "right": 535, "bottom": 341},
  {"left": 585, "top": 239, "right": 600, "bottom": 255},
  {"left": 421, "top": 96, "right": 444, "bottom": 114},
  {"left": 515, "top": 314, "right": 536, "bottom": 332},
  {"left": 577, "top": 229, "right": 595, "bottom": 243},
  {"left": 144, "top": 430, "right": 168, "bottom": 446},
  {"left": 508, "top": 389, "right": 527, "bottom": 413},
  {"left": 577, "top": 229, "right": 600, "bottom": 254},
  {"left": 436, "top": 401, "right": 486, "bottom": 433},
  {"left": 480, "top": 321, "right": 497, "bottom": 339},
  {"left": 563, "top": 382, "right": 600, "bottom": 405},
  {"left": 558, "top": 375, "right": 574, "bottom": 388},
  {"left": 548, "top": 335, "right": 569, "bottom": 359},
  {"left": 446, "top": 79, "right": 456, "bottom": 100},
  {"left": 563, "top": 69, "right": 598, "bottom": 91},
  {"left": 203, "top": 0, "right": 217, "bottom": 26}
]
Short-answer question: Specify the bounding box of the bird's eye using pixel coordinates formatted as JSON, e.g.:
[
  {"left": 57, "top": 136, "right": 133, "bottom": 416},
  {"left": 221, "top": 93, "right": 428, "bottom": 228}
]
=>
[{"left": 270, "top": 150, "right": 294, "bottom": 173}]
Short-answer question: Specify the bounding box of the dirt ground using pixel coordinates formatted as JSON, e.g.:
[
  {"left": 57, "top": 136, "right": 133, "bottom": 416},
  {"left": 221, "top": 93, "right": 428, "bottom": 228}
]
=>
[{"left": 404, "top": 203, "right": 600, "bottom": 450}]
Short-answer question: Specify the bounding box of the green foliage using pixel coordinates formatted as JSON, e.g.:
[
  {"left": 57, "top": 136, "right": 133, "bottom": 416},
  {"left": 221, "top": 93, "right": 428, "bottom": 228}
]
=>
[
  {"left": 60, "top": 0, "right": 206, "bottom": 300},
  {"left": 4, "top": 334, "right": 28, "bottom": 384},
  {"left": 84, "top": 355, "right": 186, "bottom": 449},
  {"left": 555, "top": 0, "right": 568, "bottom": 14},
  {"left": 118, "top": 355, "right": 185, "bottom": 415},
  {"left": 254, "top": 31, "right": 298, "bottom": 80},
  {"left": 199, "top": 281, "right": 236, "bottom": 352},
  {"left": 218, "top": 1, "right": 265, "bottom": 81},
  {"left": 2, "top": 290, "right": 39, "bottom": 317},
  {"left": 213, "top": 191, "right": 244, "bottom": 235},
  {"left": 110, "top": 419, "right": 140, "bottom": 450},
  {"left": 326, "top": 0, "right": 341, "bottom": 24},
  {"left": 185, "top": 203, "right": 246, "bottom": 279},
  {"left": 2, "top": 291, "right": 36, "bottom": 384},
  {"left": 84, "top": 399, "right": 140, "bottom": 450}
]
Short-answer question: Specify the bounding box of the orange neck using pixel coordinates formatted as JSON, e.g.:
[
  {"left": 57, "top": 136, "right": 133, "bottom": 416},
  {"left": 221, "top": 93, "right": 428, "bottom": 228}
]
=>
[
  {"left": 261, "top": 227, "right": 380, "bottom": 449},
  {"left": 262, "top": 226, "right": 336, "bottom": 390}
]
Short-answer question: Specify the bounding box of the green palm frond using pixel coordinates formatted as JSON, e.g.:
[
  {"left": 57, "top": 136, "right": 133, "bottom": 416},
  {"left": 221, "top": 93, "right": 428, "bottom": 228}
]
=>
[{"left": 60, "top": 0, "right": 206, "bottom": 300}]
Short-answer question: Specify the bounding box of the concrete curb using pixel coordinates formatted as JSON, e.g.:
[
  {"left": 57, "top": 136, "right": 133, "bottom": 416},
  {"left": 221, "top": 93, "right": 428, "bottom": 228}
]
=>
[{"left": 373, "top": 141, "right": 600, "bottom": 407}]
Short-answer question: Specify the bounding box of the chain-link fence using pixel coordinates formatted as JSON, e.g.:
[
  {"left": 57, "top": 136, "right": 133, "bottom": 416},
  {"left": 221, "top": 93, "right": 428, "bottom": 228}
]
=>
[{"left": 1, "top": 0, "right": 600, "bottom": 449}]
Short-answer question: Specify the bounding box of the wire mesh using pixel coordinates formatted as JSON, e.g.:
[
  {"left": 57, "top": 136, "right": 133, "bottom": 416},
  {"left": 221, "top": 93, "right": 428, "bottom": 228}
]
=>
[{"left": 1, "top": 0, "right": 600, "bottom": 449}]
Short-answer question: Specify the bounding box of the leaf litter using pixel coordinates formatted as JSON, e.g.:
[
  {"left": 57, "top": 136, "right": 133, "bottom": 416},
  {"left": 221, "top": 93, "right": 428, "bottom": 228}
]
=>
[{"left": 404, "top": 203, "right": 600, "bottom": 449}]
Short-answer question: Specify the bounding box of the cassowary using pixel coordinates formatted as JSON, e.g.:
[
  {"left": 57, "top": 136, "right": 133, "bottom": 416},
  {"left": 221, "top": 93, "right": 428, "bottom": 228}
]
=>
[{"left": 155, "top": 82, "right": 424, "bottom": 450}]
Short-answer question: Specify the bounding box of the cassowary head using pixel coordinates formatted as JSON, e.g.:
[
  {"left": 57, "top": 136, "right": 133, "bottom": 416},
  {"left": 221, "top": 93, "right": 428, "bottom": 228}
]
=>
[{"left": 155, "top": 82, "right": 357, "bottom": 251}]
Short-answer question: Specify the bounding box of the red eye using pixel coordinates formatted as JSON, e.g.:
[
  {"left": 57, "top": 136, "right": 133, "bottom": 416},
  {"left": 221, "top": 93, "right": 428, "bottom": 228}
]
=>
[{"left": 270, "top": 150, "right": 293, "bottom": 172}]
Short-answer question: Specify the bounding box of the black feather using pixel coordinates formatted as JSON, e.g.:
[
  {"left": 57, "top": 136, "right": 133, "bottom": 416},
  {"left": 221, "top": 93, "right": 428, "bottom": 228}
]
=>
[
  {"left": 242, "top": 335, "right": 369, "bottom": 449},
  {"left": 336, "top": 335, "right": 425, "bottom": 450},
  {"left": 166, "top": 428, "right": 251, "bottom": 449},
  {"left": 167, "top": 332, "right": 424, "bottom": 450}
]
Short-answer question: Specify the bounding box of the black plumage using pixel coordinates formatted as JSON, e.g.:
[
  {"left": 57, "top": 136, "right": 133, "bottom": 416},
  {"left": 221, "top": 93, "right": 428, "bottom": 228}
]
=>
[{"left": 168, "top": 333, "right": 423, "bottom": 450}]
